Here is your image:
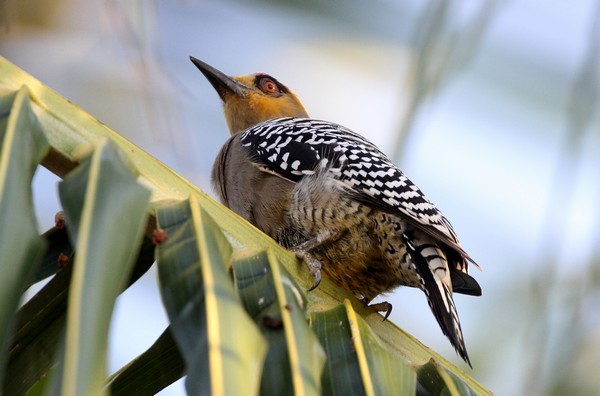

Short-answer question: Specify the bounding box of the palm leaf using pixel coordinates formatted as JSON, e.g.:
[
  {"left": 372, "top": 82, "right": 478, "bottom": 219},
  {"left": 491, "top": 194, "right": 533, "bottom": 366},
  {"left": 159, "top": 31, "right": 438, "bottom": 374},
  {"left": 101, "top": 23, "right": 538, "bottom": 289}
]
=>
[
  {"left": 231, "top": 249, "right": 325, "bottom": 395},
  {"left": 106, "top": 327, "right": 184, "bottom": 396},
  {"left": 55, "top": 139, "right": 151, "bottom": 396},
  {"left": 155, "top": 197, "right": 267, "bottom": 395},
  {"left": 311, "top": 301, "right": 416, "bottom": 395},
  {"left": 0, "top": 86, "right": 49, "bottom": 386}
]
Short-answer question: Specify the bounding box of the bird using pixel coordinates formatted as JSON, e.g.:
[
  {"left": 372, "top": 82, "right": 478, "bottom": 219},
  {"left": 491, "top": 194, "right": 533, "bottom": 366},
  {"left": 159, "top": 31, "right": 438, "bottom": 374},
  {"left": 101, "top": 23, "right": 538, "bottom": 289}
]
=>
[{"left": 190, "top": 56, "right": 482, "bottom": 366}]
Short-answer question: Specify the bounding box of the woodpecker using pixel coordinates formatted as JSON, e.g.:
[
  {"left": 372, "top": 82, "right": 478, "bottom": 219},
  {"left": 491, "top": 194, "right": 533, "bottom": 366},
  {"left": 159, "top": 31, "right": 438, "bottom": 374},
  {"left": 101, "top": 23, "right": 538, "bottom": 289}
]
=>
[{"left": 190, "top": 56, "right": 482, "bottom": 366}]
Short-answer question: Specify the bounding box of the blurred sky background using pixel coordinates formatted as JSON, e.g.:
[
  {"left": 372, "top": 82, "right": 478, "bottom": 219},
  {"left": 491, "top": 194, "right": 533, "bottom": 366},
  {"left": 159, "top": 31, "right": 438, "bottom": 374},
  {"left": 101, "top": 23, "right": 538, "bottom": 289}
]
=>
[{"left": 1, "top": 1, "right": 599, "bottom": 395}]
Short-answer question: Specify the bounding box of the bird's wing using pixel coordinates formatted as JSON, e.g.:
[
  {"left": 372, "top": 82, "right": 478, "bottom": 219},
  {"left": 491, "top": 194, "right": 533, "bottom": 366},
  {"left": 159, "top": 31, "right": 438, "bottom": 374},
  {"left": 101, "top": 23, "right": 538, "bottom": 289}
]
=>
[{"left": 239, "top": 117, "right": 478, "bottom": 268}]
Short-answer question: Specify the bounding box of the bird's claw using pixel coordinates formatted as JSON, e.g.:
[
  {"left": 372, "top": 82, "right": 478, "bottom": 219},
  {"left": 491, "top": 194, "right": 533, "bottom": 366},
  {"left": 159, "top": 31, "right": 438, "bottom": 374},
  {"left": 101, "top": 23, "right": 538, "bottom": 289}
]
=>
[
  {"left": 293, "top": 248, "right": 322, "bottom": 292},
  {"left": 364, "top": 300, "right": 393, "bottom": 321},
  {"left": 307, "top": 268, "right": 322, "bottom": 291}
]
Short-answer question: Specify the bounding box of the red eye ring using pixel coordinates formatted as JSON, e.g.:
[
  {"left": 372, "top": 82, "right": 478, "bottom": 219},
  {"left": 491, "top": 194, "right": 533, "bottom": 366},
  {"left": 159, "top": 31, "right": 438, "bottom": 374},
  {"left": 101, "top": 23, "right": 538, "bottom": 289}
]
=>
[{"left": 262, "top": 79, "right": 278, "bottom": 94}]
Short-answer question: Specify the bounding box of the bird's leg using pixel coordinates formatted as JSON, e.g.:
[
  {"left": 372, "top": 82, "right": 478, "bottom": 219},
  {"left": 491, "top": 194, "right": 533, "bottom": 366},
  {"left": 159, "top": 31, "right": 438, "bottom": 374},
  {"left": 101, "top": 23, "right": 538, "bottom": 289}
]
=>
[
  {"left": 293, "top": 250, "right": 322, "bottom": 291},
  {"left": 293, "top": 228, "right": 346, "bottom": 252},
  {"left": 291, "top": 228, "right": 346, "bottom": 291},
  {"left": 361, "top": 297, "right": 393, "bottom": 321}
]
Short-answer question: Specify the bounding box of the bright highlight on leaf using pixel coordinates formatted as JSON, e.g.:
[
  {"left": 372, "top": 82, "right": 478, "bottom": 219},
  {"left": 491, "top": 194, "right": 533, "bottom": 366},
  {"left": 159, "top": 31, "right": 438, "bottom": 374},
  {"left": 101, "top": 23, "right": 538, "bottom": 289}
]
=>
[
  {"left": 0, "top": 86, "right": 49, "bottom": 388},
  {"left": 57, "top": 140, "right": 151, "bottom": 396},
  {"left": 232, "top": 249, "right": 326, "bottom": 396},
  {"left": 311, "top": 301, "right": 416, "bottom": 396},
  {"left": 156, "top": 197, "right": 267, "bottom": 396}
]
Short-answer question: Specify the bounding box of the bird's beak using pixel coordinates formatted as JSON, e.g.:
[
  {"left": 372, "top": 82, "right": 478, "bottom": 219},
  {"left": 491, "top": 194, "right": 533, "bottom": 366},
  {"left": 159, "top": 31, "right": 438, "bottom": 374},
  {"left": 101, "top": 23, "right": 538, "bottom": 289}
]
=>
[{"left": 190, "top": 56, "right": 247, "bottom": 100}]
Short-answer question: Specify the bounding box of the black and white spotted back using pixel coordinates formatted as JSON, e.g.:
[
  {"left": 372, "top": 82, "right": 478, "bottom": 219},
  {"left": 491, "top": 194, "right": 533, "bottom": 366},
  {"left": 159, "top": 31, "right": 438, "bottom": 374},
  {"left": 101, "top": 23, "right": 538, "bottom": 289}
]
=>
[{"left": 239, "top": 117, "right": 465, "bottom": 258}]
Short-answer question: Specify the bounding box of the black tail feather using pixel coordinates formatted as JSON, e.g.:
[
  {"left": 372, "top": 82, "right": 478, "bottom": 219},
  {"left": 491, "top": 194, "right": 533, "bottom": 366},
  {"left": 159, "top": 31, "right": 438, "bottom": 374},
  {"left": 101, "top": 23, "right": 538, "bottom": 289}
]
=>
[
  {"left": 450, "top": 267, "right": 482, "bottom": 296},
  {"left": 402, "top": 233, "right": 472, "bottom": 367},
  {"left": 446, "top": 247, "right": 482, "bottom": 296}
]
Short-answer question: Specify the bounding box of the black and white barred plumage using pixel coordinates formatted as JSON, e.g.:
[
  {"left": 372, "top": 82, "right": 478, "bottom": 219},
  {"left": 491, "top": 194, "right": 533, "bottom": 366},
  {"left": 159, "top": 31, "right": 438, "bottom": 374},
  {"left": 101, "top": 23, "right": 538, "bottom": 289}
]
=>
[
  {"left": 237, "top": 117, "right": 481, "bottom": 365},
  {"left": 240, "top": 118, "right": 470, "bottom": 257}
]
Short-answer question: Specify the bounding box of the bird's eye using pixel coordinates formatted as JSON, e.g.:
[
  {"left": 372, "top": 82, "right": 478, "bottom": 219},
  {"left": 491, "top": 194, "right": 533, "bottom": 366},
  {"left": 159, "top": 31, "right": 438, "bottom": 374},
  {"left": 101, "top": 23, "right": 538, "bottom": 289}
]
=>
[{"left": 261, "top": 78, "right": 279, "bottom": 94}]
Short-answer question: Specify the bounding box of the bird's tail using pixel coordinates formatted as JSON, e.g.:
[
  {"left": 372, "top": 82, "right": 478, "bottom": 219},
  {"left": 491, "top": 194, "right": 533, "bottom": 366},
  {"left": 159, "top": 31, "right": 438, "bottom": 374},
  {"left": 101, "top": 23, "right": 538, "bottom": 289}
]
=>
[{"left": 402, "top": 232, "right": 471, "bottom": 366}]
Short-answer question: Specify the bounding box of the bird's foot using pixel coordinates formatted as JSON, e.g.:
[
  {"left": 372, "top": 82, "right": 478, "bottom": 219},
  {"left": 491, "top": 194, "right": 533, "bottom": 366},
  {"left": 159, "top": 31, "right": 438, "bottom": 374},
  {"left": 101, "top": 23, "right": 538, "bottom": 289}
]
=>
[
  {"left": 293, "top": 248, "right": 322, "bottom": 291},
  {"left": 362, "top": 298, "right": 393, "bottom": 321},
  {"left": 289, "top": 228, "right": 347, "bottom": 291}
]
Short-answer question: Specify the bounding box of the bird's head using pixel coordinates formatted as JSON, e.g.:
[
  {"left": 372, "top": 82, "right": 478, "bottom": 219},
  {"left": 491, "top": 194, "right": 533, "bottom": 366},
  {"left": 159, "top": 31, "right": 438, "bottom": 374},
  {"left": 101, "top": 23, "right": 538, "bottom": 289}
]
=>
[{"left": 190, "top": 57, "right": 309, "bottom": 135}]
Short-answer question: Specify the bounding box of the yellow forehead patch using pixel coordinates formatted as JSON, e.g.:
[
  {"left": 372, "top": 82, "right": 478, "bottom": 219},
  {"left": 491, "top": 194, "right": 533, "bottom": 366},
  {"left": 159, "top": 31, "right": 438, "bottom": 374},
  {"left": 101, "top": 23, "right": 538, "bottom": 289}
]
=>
[{"left": 232, "top": 75, "right": 255, "bottom": 89}]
